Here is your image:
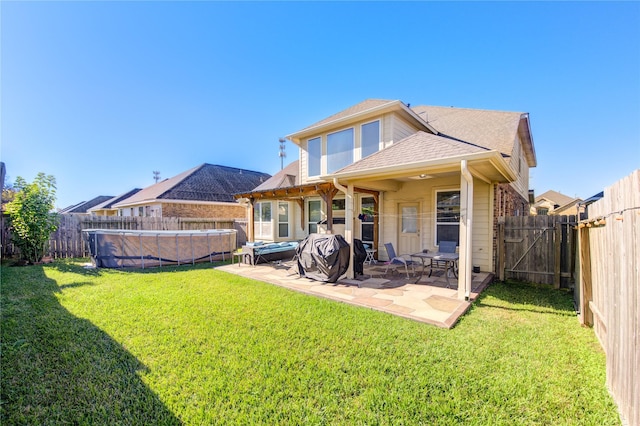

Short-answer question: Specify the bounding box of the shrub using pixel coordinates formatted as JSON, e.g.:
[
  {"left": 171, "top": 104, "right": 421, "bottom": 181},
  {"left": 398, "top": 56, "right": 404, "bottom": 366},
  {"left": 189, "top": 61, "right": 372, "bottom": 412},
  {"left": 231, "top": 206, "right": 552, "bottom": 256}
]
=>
[{"left": 5, "top": 173, "right": 59, "bottom": 263}]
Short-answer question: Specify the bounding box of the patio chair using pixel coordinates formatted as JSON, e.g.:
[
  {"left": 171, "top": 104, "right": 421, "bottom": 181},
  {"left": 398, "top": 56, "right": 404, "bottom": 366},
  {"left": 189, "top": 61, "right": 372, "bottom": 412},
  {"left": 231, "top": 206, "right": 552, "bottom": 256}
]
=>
[
  {"left": 383, "top": 243, "right": 416, "bottom": 278},
  {"left": 430, "top": 240, "right": 458, "bottom": 277}
]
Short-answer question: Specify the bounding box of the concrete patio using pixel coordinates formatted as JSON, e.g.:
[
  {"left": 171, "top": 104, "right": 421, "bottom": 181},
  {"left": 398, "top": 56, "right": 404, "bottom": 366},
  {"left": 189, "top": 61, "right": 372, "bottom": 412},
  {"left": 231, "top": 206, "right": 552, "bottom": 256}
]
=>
[{"left": 215, "top": 259, "right": 493, "bottom": 328}]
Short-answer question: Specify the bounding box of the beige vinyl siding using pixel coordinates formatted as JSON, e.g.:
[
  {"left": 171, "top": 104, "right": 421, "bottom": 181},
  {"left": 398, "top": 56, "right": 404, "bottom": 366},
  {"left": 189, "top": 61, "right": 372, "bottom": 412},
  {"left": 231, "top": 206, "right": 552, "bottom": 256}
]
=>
[
  {"left": 377, "top": 176, "right": 493, "bottom": 272},
  {"left": 391, "top": 115, "right": 421, "bottom": 147},
  {"left": 471, "top": 180, "right": 492, "bottom": 271},
  {"left": 508, "top": 133, "right": 530, "bottom": 201},
  {"left": 300, "top": 141, "right": 309, "bottom": 184}
]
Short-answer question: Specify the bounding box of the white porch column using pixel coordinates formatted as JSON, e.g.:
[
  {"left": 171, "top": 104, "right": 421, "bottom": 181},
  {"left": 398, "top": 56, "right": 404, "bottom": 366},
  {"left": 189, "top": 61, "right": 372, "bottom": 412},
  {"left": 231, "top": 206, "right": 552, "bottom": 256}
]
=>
[
  {"left": 333, "top": 179, "right": 355, "bottom": 279},
  {"left": 345, "top": 183, "right": 355, "bottom": 279},
  {"left": 459, "top": 161, "right": 474, "bottom": 300}
]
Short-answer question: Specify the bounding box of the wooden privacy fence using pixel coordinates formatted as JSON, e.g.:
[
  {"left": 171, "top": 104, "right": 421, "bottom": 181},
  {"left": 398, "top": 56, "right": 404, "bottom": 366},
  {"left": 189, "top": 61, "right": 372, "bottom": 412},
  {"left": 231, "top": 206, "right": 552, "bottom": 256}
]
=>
[
  {"left": 577, "top": 170, "right": 639, "bottom": 426},
  {"left": 2, "top": 215, "right": 248, "bottom": 259},
  {"left": 496, "top": 215, "right": 577, "bottom": 288}
]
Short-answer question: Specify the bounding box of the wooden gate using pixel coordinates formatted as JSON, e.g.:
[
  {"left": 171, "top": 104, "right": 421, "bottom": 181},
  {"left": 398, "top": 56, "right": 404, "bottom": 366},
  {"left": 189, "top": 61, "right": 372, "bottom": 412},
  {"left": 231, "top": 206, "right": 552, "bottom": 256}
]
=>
[{"left": 496, "top": 215, "right": 577, "bottom": 288}]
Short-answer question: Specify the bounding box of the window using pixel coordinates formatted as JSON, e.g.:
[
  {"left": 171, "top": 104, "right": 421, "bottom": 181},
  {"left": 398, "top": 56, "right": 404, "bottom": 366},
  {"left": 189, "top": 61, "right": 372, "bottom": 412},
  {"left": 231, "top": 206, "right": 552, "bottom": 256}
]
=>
[
  {"left": 361, "top": 197, "right": 375, "bottom": 244},
  {"left": 308, "top": 200, "right": 321, "bottom": 234},
  {"left": 254, "top": 202, "right": 272, "bottom": 238},
  {"left": 327, "top": 128, "right": 354, "bottom": 173},
  {"left": 332, "top": 199, "right": 345, "bottom": 210},
  {"left": 537, "top": 207, "right": 549, "bottom": 215},
  {"left": 278, "top": 202, "right": 289, "bottom": 238},
  {"left": 308, "top": 137, "right": 321, "bottom": 177},
  {"left": 361, "top": 121, "right": 380, "bottom": 158},
  {"left": 436, "top": 190, "right": 460, "bottom": 245}
]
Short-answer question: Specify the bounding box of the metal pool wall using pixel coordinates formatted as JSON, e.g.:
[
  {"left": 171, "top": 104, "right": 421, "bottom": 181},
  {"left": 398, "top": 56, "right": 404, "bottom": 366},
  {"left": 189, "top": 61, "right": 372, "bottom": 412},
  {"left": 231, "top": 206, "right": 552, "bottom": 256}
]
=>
[{"left": 83, "top": 229, "right": 237, "bottom": 268}]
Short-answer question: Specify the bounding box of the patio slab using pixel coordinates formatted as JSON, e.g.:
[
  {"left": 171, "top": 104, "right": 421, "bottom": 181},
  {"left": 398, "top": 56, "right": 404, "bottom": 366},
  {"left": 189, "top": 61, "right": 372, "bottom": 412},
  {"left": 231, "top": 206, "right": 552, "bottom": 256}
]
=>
[{"left": 215, "top": 261, "right": 493, "bottom": 328}]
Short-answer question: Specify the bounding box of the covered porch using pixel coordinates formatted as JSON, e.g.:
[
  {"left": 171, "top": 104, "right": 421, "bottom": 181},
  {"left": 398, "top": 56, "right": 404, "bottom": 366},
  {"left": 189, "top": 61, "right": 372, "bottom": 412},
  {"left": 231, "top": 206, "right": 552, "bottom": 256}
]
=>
[{"left": 216, "top": 260, "right": 493, "bottom": 329}]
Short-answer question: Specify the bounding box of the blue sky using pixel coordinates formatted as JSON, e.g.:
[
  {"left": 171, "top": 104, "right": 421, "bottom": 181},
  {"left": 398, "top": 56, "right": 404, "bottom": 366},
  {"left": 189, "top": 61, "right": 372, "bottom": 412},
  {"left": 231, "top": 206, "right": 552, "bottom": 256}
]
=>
[{"left": 2, "top": 1, "right": 639, "bottom": 209}]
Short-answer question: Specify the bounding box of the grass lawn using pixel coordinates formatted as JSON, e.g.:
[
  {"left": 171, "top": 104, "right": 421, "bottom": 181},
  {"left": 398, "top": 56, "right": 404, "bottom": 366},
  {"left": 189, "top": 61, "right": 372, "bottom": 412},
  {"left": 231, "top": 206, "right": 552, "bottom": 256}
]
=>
[{"left": 1, "top": 259, "right": 619, "bottom": 425}]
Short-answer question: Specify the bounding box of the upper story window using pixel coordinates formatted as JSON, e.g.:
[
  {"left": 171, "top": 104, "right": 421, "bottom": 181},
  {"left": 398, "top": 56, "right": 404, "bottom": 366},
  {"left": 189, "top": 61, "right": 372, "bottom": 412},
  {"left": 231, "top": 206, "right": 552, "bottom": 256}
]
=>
[
  {"left": 327, "top": 128, "right": 354, "bottom": 173},
  {"left": 361, "top": 120, "right": 380, "bottom": 158},
  {"left": 308, "top": 137, "right": 321, "bottom": 177}
]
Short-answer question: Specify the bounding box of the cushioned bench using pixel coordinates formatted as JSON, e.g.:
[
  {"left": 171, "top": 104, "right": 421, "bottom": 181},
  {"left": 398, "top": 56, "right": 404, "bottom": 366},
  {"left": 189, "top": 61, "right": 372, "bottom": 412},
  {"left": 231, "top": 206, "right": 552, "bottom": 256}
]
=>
[{"left": 241, "top": 241, "right": 299, "bottom": 266}]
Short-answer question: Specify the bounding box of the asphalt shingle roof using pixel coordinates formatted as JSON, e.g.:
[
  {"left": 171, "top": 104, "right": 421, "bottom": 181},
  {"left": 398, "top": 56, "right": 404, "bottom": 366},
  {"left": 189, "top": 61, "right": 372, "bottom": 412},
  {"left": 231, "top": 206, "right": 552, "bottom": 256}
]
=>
[
  {"left": 251, "top": 161, "right": 300, "bottom": 192},
  {"left": 60, "top": 196, "right": 114, "bottom": 213},
  {"left": 410, "top": 105, "right": 524, "bottom": 158},
  {"left": 89, "top": 188, "right": 142, "bottom": 211},
  {"left": 298, "top": 99, "right": 396, "bottom": 132},
  {"left": 336, "top": 131, "right": 489, "bottom": 174},
  {"left": 116, "top": 164, "right": 271, "bottom": 206}
]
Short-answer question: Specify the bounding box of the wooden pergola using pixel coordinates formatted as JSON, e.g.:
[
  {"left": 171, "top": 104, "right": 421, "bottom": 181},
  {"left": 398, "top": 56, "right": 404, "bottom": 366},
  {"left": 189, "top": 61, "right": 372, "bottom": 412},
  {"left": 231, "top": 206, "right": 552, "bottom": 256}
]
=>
[{"left": 235, "top": 182, "right": 380, "bottom": 255}]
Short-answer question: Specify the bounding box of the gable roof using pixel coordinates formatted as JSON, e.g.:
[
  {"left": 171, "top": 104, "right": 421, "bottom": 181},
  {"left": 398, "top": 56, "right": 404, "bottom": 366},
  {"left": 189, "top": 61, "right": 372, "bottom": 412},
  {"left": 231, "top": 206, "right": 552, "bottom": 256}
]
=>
[
  {"left": 335, "top": 131, "right": 489, "bottom": 175},
  {"left": 87, "top": 188, "right": 142, "bottom": 212},
  {"left": 114, "top": 164, "right": 271, "bottom": 207},
  {"left": 410, "top": 105, "right": 536, "bottom": 166},
  {"left": 287, "top": 99, "right": 437, "bottom": 143},
  {"left": 535, "top": 190, "right": 575, "bottom": 207},
  {"left": 251, "top": 160, "right": 300, "bottom": 192},
  {"left": 300, "top": 99, "right": 396, "bottom": 131},
  {"left": 60, "top": 195, "right": 114, "bottom": 213}
]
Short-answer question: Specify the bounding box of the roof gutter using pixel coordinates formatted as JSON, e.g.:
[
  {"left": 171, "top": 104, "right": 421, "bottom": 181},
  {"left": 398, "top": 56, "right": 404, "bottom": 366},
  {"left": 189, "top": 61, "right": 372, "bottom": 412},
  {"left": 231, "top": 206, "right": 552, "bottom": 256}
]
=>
[{"left": 326, "top": 151, "right": 515, "bottom": 182}]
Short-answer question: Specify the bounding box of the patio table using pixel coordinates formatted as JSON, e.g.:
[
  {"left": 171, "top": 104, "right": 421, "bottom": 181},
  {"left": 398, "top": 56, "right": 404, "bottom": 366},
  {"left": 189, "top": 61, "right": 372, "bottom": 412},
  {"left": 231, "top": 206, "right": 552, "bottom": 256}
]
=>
[{"left": 411, "top": 251, "right": 459, "bottom": 287}]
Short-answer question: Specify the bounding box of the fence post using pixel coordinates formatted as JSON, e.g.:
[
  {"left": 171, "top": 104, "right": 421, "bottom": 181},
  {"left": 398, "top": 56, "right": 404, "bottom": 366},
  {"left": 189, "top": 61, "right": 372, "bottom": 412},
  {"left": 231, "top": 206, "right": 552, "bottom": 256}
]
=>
[
  {"left": 497, "top": 217, "right": 505, "bottom": 281},
  {"left": 578, "top": 227, "right": 593, "bottom": 326},
  {"left": 554, "top": 220, "right": 561, "bottom": 289}
]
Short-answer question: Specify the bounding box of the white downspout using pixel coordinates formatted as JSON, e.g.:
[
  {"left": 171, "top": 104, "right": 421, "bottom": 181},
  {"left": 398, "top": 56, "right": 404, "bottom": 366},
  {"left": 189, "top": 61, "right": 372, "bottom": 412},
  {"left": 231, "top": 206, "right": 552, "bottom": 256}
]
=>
[
  {"left": 333, "top": 178, "right": 354, "bottom": 279},
  {"left": 460, "top": 160, "right": 473, "bottom": 301}
]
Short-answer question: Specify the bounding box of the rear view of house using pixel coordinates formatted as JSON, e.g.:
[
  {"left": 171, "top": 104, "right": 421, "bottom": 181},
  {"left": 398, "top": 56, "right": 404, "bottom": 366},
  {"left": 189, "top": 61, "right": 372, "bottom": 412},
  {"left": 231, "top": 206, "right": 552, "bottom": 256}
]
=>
[{"left": 236, "top": 99, "right": 537, "bottom": 300}]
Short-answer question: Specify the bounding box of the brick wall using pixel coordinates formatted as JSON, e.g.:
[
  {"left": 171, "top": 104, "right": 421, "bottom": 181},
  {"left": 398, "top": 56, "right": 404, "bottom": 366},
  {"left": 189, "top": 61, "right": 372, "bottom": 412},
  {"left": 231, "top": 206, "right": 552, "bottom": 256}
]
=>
[
  {"left": 492, "top": 183, "right": 530, "bottom": 272},
  {"left": 161, "top": 203, "right": 246, "bottom": 219}
]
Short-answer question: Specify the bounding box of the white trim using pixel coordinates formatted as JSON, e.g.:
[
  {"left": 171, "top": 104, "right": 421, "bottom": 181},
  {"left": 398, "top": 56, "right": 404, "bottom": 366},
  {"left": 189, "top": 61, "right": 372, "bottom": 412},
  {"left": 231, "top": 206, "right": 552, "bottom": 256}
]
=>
[
  {"left": 434, "top": 187, "right": 461, "bottom": 247},
  {"left": 360, "top": 119, "right": 381, "bottom": 159},
  {"left": 306, "top": 136, "right": 322, "bottom": 178},
  {"left": 286, "top": 100, "right": 438, "bottom": 143}
]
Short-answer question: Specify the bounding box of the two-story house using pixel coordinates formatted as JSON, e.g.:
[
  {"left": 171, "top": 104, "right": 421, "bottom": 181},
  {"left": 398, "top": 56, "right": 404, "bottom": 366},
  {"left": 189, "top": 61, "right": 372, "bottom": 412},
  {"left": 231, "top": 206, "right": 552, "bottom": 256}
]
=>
[{"left": 235, "top": 99, "right": 536, "bottom": 300}]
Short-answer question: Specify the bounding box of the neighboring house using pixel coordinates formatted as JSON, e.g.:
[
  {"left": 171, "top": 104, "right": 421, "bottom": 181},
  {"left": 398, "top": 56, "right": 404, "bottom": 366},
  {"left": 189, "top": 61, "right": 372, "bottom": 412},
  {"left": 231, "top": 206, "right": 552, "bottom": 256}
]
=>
[
  {"left": 235, "top": 99, "right": 537, "bottom": 299},
  {"left": 577, "top": 191, "right": 604, "bottom": 220},
  {"left": 59, "top": 195, "right": 114, "bottom": 214},
  {"left": 113, "top": 164, "right": 270, "bottom": 219},
  {"left": 87, "top": 188, "right": 142, "bottom": 216},
  {"left": 531, "top": 190, "right": 582, "bottom": 216}
]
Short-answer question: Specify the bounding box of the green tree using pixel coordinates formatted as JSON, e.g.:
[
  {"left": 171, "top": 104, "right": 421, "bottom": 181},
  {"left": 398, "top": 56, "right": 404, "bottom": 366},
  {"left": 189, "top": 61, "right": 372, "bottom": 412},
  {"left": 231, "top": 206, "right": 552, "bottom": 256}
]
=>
[{"left": 5, "top": 173, "right": 59, "bottom": 264}]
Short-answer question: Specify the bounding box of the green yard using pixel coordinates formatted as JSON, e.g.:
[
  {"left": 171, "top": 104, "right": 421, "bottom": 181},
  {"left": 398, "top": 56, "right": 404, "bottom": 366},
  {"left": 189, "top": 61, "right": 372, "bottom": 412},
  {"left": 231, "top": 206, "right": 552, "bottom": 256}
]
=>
[{"left": 1, "top": 260, "right": 619, "bottom": 425}]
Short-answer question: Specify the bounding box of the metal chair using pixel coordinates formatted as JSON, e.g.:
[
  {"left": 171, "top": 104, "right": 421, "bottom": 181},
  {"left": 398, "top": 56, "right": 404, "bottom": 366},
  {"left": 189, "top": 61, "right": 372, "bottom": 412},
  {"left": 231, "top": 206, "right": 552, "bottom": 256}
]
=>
[
  {"left": 383, "top": 243, "right": 416, "bottom": 278},
  {"left": 431, "top": 240, "right": 458, "bottom": 277}
]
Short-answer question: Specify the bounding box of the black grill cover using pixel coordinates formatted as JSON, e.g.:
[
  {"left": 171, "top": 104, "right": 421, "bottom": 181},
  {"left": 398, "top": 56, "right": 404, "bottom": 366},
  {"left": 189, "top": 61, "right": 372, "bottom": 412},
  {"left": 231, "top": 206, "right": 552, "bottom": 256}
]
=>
[
  {"left": 353, "top": 239, "right": 367, "bottom": 275},
  {"left": 296, "top": 233, "right": 350, "bottom": 283}
]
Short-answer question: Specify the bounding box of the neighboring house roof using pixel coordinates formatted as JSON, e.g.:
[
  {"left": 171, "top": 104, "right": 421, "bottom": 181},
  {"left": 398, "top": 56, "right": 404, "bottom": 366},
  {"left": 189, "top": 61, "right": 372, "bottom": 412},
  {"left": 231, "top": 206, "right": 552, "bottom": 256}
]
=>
[
  {"left": 553, "top": 197, "right": 583, "bottom": 214},
  {"left": 114, "top": 164, "right": 271, "bottom": 207},
  {"left": 87, "top": 188, "right": 142, "bottom": 212},
  {"left": 252, "top": 161, "right": 300, "bottom": 192},
  {"left": 60, "top": 195, "right": 114, "bottom": 213},
  {"left": 579, "top": 191, "right": 604, "bottom": 207},
  {"left": 535, "top": 190, "right": 575, "bottom": 207}
]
